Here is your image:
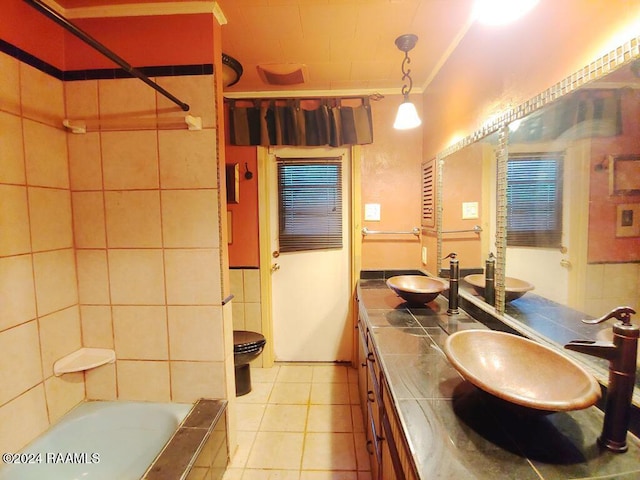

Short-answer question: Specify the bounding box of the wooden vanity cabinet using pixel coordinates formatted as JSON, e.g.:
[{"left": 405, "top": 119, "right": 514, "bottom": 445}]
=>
[{"left": 357, "top": 316, "right": 419, "bottom": 480}]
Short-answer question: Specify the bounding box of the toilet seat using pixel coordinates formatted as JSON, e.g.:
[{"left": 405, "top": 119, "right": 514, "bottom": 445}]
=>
[{"left": 233, "top": 330, "right": 266, "bottom": 354}]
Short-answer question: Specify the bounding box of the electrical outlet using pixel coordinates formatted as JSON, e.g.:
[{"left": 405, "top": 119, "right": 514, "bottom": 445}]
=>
[
  {"left": 364, "top": 203, "right": 381, "bottom": 221},
  {"left": 616, "top": 204, "right": 640, "bottom": 237},
  {"left": 421, "top": 246, "right": 428, "bottom": 265},
  {"left": 462, "top": 202, "right": 479, "bottom": 219}
]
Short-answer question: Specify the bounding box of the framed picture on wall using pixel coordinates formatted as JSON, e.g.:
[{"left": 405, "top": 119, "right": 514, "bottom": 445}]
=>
[{"left": 609, "top": 154, "right": 640, "bottom": 195}]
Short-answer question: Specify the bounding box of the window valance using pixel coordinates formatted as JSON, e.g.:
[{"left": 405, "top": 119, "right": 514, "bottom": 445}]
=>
[{"left": 227, "top": 97, "right": 374, "bottom": 147}]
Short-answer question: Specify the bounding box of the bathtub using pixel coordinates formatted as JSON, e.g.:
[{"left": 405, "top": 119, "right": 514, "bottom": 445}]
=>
[{"left": 0, "top": 401, "right": 192, "bottom": 480}]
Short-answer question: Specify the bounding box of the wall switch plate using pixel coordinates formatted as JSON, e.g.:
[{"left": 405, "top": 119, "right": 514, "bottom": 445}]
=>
[
  {"left": 364, "top": 203, "right": 381, "bottom": 221},
  {"left": 462, "top": 202, "right": 479, "bottom": 219},
  {"left": 616, "top": 204, "right": 640, "bottom": 237}
]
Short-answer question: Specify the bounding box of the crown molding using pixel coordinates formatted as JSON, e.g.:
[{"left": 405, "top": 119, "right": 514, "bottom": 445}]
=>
[{"left": 43, "top": 0, "right": 226, "bottom": 24}]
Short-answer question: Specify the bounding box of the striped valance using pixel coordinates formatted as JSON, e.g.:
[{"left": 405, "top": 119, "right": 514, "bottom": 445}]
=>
[{"left": 227, "top": 97, "right": 374, "bottom": 146}]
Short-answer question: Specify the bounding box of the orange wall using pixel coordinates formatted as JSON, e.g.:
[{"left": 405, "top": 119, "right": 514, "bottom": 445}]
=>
[
  {"left": 0, "top": 0, "right": 214, "bottom": 70},
  {"left": 588, "top": 90, "right": 640, "bottom": 263},
  {"left": 360, "top": 94, "right": 423, "bottom": 269},
  {"left": 1, "top": 0, "right": 65, "bottom": 68},
  {"left": 226, "top": 144, "right": 260, "bottom": 268}
]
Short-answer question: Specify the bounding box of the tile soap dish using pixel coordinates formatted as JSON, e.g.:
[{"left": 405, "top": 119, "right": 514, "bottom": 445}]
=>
[{"left": 53, "top": 348, "right": 116, "bottom": 376}]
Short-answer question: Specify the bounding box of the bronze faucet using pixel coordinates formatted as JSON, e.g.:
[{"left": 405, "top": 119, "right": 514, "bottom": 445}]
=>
[
  {"left": 565, "top": 306, "right": 638, "bottom": 453},
  {"left": 444, "top": 253, "right": 459, "bottom": 315}
]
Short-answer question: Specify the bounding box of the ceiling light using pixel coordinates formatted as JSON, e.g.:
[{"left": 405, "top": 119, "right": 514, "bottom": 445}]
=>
[
  {"left": 393, "top": 34, "right": 421, "bottom": 130},
  {"left": 473, "top": 0, "right": 539, "bottom": 25}
]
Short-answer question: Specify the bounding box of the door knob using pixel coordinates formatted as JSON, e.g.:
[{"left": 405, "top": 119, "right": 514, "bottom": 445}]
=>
[{"left": 271, "top": 263, "right": 280, "bottom": 273}]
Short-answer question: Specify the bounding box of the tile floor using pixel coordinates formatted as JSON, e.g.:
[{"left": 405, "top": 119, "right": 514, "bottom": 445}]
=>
[{"left": 222, "top": 363, "right": 372, "bottom": 480}]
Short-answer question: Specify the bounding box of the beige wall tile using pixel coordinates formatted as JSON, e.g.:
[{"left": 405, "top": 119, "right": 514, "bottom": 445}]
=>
[
  {"left": 159, "top": 129, "right": 217, "bottom": 188},
  {"left": 0, "top": 111, "right": 25, "bottom": 184},
  {"left": 102, "top": 131, "right": 159, "bottom": 190},
  {"left": 72, "top": 192, "right": 106, "bottom": 248},
  {"left": 0, "top": 385, "right": 49, "bottom": 453},
  {"left": 105, "top": 190, "right": 162, "bottom": 248},
  {"left": 99, "top": 78, "right": 156, "bottom": 119},
  {"left": 76, "top": 250, "right": 110, "bottom": 304},
  {"left": 161, "top": 189, "right": 219, "bottom": 248},
  {"left": 0, "top": 255, "right": 36, "bottom": 331},
  {"left": 28, "top": 187, "right": 73, "bottom": 251},
  {"left": 113, "top": 306, "right": 168, "bottom": 360},
  {"left": 68, "top": 133, "right": 103, "bottom": 191},
  {"left": 231, "top": 302, "right": 245, "bottom": 331},
  {"left": 80, "top": 306, "right": 114, "bottom": 348},
  {"left": 168, "top": 306, "right": 224, "bottom": 361},
  {"left": 33, "top": 249, "right": 78, "bottom": 316},
  {"left": 117, "top": 360, "right": 170, "bottom": 401},
  {"left": 85, "top": 363, "right": 117, "bottom": 400},
  {"left": 0, "top": 185, "right": 31, "bottom": 256},
  {"left": 229, "top": 270, "right": 244, "bottom": 302},
  {"left": 108, "top": 249, "right": 165, "bottom": 305},
  {"left": 23, "top": 119, "right": 68, "bottom": 188},
  {"left": 243, "top": 269, "right": 261, "bottom": 303},
  {"left": 170, "top": 361, "right": 226, "bottom": 403},
  {"left": 0, "top": 52, "right": 21, "bottom": 115},
  {"left": 0, "top": 321, "right": 43, "bottom": 406},
  {"left": 39, "top": 306, "right": 82, "bottom": 378},
  {"left": 44, "top": 372, "right": 84, "bottom": 423},
  {"left": 244, "top": 303, "right": 262, "bottom": 334},
  {"left": 165, "top": 249, "right": 221, "bottom": 305},
  {"left": 156, "top": 75, "right": 216, "bottom": 129},
  {"left": 20, "top": 63, "right": 64, "bottom": 126},
  {"left": 64, "top": 80, "right": 99, "bottom": 119}
]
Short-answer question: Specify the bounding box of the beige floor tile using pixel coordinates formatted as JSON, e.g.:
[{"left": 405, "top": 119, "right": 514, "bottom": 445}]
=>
[
  {"left": 353, "top": 432, "right": 371, "bottom": 472},
  {"left": 351, "top": 406, "right": 364, "bottom": 434},
  {"left": 300, "top": 472, "right": 357, "bottom": 480},
  {"left": 307, "top": 405, "right": 353, "bottom": 433},
  {"left": 310, "top": 383, "right": 351, "bottom": 405},
  {"left": 252, "top": 366, "right": 280, "bottom": 383},
  {"left": 277, "top": 365, "right": 314, "bottom": 383},
  {"left": 228, "top": 431, "right": 257, "bottom": 469},
  {"left": 301, "top": 432, "right": 356, "bottom": 470},
  {"left": 236, "top": 404, "right": 266, "bottom": 431},
  {"left": 238, "top": 382, "right": 273, "bottom": 404},
  {"left": 347, "top": 367, "right": 358, "bottom": 384},
  {"left": 347, "top": 383, "right": 359, "bottom": 405},
  {"left": 312, "top": 365, "right": 349, "bottom": 383},
  {"left": 269, "top": 382, "right": 311, "bottom": 405},
  {"left": 260, "top": 404, "right": 308, "bottom": 432},
  {"left": 246, "top": 432, "right": 304, "bottom": 470},
  {"left": 241, "top": 469, "right": 300, "bottom": 480},
  {"left": 221, "top": 467, "right": 244, "bottom": 480}
]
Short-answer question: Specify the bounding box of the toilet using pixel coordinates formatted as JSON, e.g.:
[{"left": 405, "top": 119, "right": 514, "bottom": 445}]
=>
[{"left": 233, "top": 330, "right": 267, "bottom": 396}]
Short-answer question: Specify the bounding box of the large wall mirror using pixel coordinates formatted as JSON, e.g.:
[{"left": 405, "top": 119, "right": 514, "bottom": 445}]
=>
[{"left": 436, "top": 40, "right": 640, "bottom": 405}]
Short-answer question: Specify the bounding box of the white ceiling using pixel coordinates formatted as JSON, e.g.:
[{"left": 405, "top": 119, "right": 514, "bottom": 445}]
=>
[{"left": 52, "top": 0, "right": 478, "bottom": 96}]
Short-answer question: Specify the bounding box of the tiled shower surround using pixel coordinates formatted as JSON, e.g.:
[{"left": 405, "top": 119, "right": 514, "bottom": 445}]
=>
[{"left": 0, "top": 50, "right": 235, "bottom": 453}]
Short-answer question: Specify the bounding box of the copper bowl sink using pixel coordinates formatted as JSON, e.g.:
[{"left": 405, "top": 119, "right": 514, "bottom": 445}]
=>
[
  {"left": 444, "top": 330, "right": 601, "bottom": 412},
  {"left": 386, "top": 275, "right": 447, "bottom": 304},
  {"left": 464, "top": 274, "right": 534, "bottom": 302}
]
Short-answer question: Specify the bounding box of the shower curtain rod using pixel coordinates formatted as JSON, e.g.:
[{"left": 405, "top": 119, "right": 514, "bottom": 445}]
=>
[{"left": 24, "top": 0, "right": 190, "bottom": 112}]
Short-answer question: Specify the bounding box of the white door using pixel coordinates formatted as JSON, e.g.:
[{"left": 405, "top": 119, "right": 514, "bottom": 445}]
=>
[{"left": 268, "top": 146, "right": 352, "bottom": 362}]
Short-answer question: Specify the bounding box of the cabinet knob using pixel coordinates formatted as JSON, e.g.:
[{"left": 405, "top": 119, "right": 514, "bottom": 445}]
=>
[
  {"left": 367, "top": 390, "right": 375, "bottom": 403},
  {"left": 367, "top": 352, "right": 375, "bottom": 363},
  {"left": 366, "top": 440, "right": 374, "bottom": 455}
]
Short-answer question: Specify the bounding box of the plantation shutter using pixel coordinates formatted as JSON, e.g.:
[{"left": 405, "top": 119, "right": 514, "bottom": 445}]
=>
[
  {"left": 421, "top": 159, "right": 436, "bottom": 228},
  {"left": 277, "top": 158, "right": 343, "bottom": 252},
  {"left": 507, "top": 154, "right": 563, "bottom": 248}
]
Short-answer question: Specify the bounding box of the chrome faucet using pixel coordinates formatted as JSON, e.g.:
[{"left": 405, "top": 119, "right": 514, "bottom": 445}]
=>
[
  {"left": 444, "top": 253, "right": 459, "bottom": 315},
  {"left": 564, "top": 306, "right": 638, "bottom": 453}
]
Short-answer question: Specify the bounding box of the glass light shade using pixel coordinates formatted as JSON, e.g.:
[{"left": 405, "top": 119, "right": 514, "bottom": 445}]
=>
[
  {"left": 394, "top": 101, "right": 422, "bottom": 130},
  {"left": 473, "top": 0, "right": 539, "bottom": 25}
]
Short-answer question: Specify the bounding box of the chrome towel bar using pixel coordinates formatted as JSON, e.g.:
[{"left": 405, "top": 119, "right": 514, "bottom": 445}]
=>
[
  {"left": 442, "top": 225, "right": 483, "bottom": 234},
  {"left": 362, "top": 227, "right": 420, "bottom": 237}
]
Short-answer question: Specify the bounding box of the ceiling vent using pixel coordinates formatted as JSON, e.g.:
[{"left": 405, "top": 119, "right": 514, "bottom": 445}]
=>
[{"left": 257, "top": 64, "right": 308, "bottom": 86}]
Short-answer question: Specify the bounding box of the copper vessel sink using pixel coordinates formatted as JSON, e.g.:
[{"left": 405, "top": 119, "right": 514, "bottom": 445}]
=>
[
  {"left": 444, "top": 330, "right": 601, "bottom": 412},
  {"left": 464, "top": 274, "right": 534, "bottom": 302},
  {"left": 386, "top": 275, "right": 447, "bottom": 304}
]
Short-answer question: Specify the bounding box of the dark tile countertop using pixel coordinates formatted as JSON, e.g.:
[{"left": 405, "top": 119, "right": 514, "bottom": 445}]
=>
[{"left": 357, "top": 278, "right": 640, "bottom": 480}]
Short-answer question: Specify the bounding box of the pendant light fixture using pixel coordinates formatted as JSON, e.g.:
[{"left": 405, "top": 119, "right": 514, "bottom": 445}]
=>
[{"left": 393, "top": 34, "right": 421, "bottom": 130}]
